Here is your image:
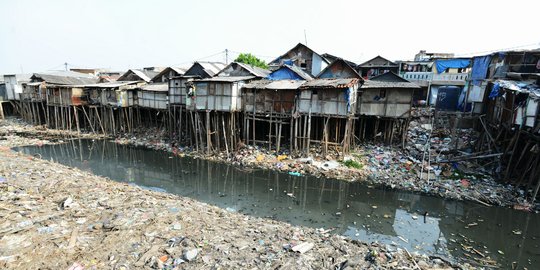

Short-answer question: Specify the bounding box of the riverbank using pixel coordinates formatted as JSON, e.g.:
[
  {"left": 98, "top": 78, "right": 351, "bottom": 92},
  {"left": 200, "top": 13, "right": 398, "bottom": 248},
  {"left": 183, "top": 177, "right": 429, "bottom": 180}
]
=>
[
  {"left": 1, "top": 116, "right": 535, "bottom": 211},
  {"left": 0, "top": 129, "right": 461, "bottom": 269}
]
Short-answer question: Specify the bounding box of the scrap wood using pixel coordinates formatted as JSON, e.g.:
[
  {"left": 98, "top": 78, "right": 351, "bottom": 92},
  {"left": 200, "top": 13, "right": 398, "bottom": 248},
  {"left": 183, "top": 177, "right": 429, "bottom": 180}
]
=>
[
  {"left": 439, "top": 152, "right": 503, "bottom": 163},
  {"left": 471, "top": 247, "right": 485, "bottom": 258},
  {"left": 68, "top": 227, "right": 79, "bottom": 249},
  {"left": 404, "top": 248, "right": 421, "bottom": 270},
  {"left": 464, "top": 195, "right": 491, "bottom": 207}
]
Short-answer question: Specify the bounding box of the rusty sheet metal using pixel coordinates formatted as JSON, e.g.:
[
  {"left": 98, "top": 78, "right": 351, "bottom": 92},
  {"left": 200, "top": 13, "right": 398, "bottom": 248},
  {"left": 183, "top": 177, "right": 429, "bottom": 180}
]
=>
[
  {"left": 361, "top": 80, "right": 420, "bottom": 89},
  {"left": 243, "top": 79, "right": 305, "bottom": 90},
  {"left": 197, "top": 76, "right": 255, "bottom": 82},
  {"left": 300, "top": 78, "right": 359, "bottom": 89}
]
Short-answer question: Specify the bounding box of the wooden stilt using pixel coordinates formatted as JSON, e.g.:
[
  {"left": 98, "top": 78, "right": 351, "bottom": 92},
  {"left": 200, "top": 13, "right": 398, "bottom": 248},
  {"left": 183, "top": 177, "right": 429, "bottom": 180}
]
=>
[
  {"left": 73, "top": 106, "right": 80, "bottom": 135},
  {"left": 222, "top": 113, "right": 229, "bottom": 157}
]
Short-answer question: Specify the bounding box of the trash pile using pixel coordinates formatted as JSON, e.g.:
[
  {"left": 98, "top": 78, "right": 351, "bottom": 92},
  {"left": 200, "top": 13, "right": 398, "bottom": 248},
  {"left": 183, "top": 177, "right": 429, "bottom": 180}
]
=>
[
  {"left": 0, "top": 118, "right": 104, "bottom": 148},
  {"left": 355, "top": 108, "right": 530, "bottom": 209},
  {"left": 0, "top": 143, "right": 458, "bottom": 269}
]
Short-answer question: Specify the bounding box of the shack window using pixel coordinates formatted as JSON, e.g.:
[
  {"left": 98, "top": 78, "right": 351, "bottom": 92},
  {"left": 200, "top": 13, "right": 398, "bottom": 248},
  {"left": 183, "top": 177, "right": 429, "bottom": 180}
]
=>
[{"left": 379, "top": 89, "right": 386, "bottom": 99}]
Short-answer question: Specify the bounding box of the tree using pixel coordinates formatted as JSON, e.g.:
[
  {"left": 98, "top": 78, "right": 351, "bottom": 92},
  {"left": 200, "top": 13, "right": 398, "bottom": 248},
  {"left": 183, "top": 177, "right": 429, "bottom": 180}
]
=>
[{"left": 234, "top": 53, "right": 268, "bottom": 69}]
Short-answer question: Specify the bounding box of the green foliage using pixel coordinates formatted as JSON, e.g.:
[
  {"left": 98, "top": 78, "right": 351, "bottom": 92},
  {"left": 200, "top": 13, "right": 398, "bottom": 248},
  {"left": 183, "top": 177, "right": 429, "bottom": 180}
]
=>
[
  {"left": 235, "top": 53, "right": 268, "bottom": 69},
  {"left": 341, "top": 159, "right": 363, "bottom": 169}
]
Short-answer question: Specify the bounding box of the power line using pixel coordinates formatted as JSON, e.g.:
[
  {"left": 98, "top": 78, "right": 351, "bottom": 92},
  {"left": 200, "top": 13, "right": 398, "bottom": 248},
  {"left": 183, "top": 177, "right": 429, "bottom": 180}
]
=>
[
  {"left": 171, "top": 50, "right": 226, "bottom": 66},
  {"left": 455, "top": 42, "right": 540, "bottom": 57},
  {"left": 227, "top": 50, "right": 276, "bottom": 60}
]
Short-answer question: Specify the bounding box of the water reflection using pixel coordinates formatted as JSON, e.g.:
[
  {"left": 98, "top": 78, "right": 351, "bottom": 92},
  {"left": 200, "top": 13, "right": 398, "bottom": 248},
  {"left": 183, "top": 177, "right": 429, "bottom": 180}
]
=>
[{"left": 15, "top": 139, "right": 540, "bottom": 268}]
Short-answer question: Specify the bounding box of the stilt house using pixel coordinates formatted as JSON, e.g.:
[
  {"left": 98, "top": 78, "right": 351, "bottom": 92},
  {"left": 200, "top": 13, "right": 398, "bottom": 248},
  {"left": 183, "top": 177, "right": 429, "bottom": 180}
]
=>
[
  {"left": 269, "top": 43, "right": 329, "bottom": 77},
  {"left": 241, "top": 62, "right": 314, "bottom": 151},
  {"left": 297, "top": 59, "right": 362, "bottom": 153},
  {"left": 167, "top": 61, "right": 226, "bottom": 143},
  {"left": 357, "top": 72, "right": 419, "bottom": 144}
]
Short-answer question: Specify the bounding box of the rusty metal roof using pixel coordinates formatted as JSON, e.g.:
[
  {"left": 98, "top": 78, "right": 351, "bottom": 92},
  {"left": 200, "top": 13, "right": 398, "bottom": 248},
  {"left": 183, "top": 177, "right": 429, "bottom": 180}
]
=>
[
  {"left": 361, "top": 80, "right": 420, "bottom": 89},
  {"left": 196, "top": 76, "right": 256, "bottom": 83},
  {"left": 300, "top": 78, "right": 360, "bottom": 89},
  {"left": 31, "top": 73, "right": 99, "bottom": 85},
  {"left": 243, "top": 79, "right": 305, "bottom": 90},
  {"left": 83, "top": 81, "right": 140, "bottom": 88}
]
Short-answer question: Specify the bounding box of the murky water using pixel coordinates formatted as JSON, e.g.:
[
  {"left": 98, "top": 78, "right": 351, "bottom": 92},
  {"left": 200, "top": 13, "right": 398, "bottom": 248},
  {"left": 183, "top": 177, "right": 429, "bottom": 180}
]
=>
[{"left": 14, "top": 139, "right": 540, "bottom": 268}]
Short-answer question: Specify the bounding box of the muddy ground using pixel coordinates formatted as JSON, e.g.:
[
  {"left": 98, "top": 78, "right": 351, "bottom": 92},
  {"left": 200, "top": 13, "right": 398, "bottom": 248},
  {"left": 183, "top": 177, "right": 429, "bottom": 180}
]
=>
[{"left": 0, "top": 124, "right": 463, "bottom": 269}]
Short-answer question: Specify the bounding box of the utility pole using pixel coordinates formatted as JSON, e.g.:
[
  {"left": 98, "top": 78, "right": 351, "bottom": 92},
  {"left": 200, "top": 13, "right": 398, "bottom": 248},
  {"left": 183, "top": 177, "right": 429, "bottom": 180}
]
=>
[
  {"left": 64, "top": 62, "right": 68, "bottom": 71},
  {"left": 225, "top": 49, "right": 229, "bottom": 64}
]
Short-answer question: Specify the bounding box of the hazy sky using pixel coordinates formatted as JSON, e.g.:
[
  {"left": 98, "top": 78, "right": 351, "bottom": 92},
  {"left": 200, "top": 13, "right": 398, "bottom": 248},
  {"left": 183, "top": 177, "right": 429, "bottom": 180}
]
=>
[{"left": 1, "top": 0, "right": 538, "bottom": 74}]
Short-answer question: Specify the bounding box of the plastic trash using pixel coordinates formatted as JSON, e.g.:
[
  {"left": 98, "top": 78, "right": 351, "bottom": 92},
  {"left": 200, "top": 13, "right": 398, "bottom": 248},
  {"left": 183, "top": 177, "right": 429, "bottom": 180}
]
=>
[{"left": 288, "top": 172, "right": 302, "bottom": 177}]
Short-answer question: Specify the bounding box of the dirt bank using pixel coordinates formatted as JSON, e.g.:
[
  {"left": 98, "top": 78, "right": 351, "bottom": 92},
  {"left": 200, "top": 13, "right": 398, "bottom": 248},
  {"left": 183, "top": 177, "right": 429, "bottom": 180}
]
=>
[{"left": 0, "top": 130, "right": 462, "bottom": 269}]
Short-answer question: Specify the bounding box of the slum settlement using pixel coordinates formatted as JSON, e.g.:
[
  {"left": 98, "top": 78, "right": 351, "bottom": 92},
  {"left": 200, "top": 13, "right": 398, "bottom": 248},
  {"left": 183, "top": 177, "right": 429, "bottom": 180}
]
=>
[
  {"left": 2, "top": 43, "right": 540, "bottom": 269},
  {"left": 2, "top": 44, "right": 540, "bottom": 206}
]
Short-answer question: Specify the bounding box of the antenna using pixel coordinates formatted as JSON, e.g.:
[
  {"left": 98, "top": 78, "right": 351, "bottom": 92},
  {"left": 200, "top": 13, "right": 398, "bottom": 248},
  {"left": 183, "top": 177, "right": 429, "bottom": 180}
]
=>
[
  {"left": 64, "top": 62, "right": 68, "bottom": 71},
  {"left": 304, "top": 30, "right": 308, "bottom": 45},
  {"left": 225, "top": 49, "right": 229, "bottom": 64}
]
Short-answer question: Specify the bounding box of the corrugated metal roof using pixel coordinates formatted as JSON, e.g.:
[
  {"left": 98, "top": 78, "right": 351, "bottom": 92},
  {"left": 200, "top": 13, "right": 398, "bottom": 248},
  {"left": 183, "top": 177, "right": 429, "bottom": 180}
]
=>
[
  {"left": 197, "top": 76, "right": 256, "bottom": 82},
  {"left": 171, "top": 67, "right": 188, "bottom": 74},
  {"left": 235, "top": 62, "right": 271, "bottom": 78},
  {"left": 358, "top": 55, "right": 398, "bottom": 68},
  {"left": 84, "top": 81, "right": 140, "bottom": 88},
  {"left": 25, "top": 82, "right": 43, "bottom": 86},
  {"left": 43, "top": 70, "right": 97, "bottom": 78},
  {"left": 300, "top": 78, "right": 360, "bottom": 89},
  {"left": 140, "top": 83, "right": 168, "bottom": 92},
  {"left": 151, "top": 67, "right": 189, "bottom": 82},
  {"left": 243, "top": 79, "right": 306, "bottom": 90},
  {"left": 130, "top": 69, "right": 153, "bottom": 82},
  {"left": 31, "top": 73, "right": 99, "bottom": 85},
  {"left": 198, "top": 62, "right": 227, "bottom": 77},
  {"left": 269, "top": 43, "right": 330, "bottom": 66},
  {"left": 283, "top": 64, "right": 313, "bottom": 80},
  {"left": 321, "top": 53, "right": 357, "bottom": 67},
  {"left": 316, "top": 59, "right": 362, "bottom": 80},
  {"left": 361, "top": 80, "right": 420, "bottom": 89},
  {"left": 117, "top": 69, "right": 159, "bottom": 82},
  {"left": 4, "top": 74, "right": 33, "bottom": 82}
]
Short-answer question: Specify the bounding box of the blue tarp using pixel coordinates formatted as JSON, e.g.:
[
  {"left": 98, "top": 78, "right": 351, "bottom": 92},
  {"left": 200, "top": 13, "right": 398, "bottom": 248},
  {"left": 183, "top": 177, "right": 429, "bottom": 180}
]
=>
[
  {"left": 435, "top": 59, "right": 471, "bottom": 73},
  {"left": 267, "top": 67, "right": 303, "bottom": 80},
  {"left": 489, "top": 83, "right": 501, "bottom": 100},
  {"left": 471, "top": 55, "right": 491, "bottom": 83}
]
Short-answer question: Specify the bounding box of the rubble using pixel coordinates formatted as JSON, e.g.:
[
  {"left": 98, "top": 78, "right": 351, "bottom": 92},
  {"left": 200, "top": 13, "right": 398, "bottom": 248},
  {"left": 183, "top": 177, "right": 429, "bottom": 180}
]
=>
[{"left": 0, "top": 135, "right": 460, "bottom": 269}]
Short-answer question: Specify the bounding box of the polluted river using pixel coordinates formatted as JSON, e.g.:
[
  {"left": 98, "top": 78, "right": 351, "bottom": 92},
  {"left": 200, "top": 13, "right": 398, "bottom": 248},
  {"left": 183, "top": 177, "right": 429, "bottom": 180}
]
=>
[{"left": 14, "top": 139, "right": 540, "bottom": 268}]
